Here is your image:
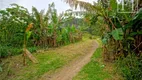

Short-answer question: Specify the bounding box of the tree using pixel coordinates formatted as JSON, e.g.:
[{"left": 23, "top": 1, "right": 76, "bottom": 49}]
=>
[{"left": 63, "top": 0, "right": 142, "bottom": 58}]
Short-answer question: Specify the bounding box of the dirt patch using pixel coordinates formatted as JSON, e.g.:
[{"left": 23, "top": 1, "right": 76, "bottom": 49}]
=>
[{"left": 39, "top": 40, "right": 98, "bottom": 80}]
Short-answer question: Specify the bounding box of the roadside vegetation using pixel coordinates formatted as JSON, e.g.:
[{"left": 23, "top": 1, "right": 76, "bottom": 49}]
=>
[
  {"left": 0, "top": 40, "right": 95, "bottom": 80},
  {"left": 65, "top": 0, "right": 142, "bottom": 80},
  {"left": 73, "top": 39, "right": 123, "bottom": 80},
  {"left": 73, "top": 48, "right": 112, "bottom": 80},
  {"left": 0, "top": 0, "right": 142, "bottom": 80},
  {"left": 0, "top": 3, "right": 82, "bottom": 58}
]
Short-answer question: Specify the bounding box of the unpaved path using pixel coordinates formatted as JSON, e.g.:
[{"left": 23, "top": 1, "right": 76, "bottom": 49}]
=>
[{"left": 39, "top": 40, "right": 98, "bottom": 80}]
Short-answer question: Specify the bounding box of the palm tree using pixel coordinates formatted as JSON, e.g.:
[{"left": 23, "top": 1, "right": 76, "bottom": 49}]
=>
[
  {"left": 32, "top": 2, "right": 64, "bottom": 47},
  {"left": 32, "top": 7, "right": 50, "bottom": 46},
  {"left": 64, "top": 0, "right": 101, "bottom": 13},
  {"left": 63, "top": 0, "right": 116, "bottom": 29}
]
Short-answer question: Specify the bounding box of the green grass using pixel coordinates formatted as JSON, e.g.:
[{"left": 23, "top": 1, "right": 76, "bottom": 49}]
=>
[
  {"left": 13, "top": 53, "right": 65, "bottom": 80},
  {"left": 0, "top": 39, "right": 95, "bottom": 80},
  {"left": 73, "top": 48, "right": 111, "bottom": 80}
]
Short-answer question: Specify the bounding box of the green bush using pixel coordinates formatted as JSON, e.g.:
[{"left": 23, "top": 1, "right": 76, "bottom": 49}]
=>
[
  {"left": 0, "top": 45, "right": 39, "bottom": 58},
  {"left": 116, "top": 54, "right": 142, "bottom": 80},
  {"left": 0, "top": 45, "right": 22, "bottom": 57},
  {"left": 10, "top": 48, "right": 22, "bottom": 56},
  {"left": 28, "top": 47, "right": 38, "bottom": 53},
  {"left": 0, "top": 45, "right": 10, "bottom": 57}
]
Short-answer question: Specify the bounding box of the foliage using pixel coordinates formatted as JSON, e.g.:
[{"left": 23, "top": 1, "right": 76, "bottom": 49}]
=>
[
  {"left": 0, "top": 39, "right": 92, "bottom": 80},
  {"left": 0, "top": 4, "right": 30, "bottom": 47},
  {"left": 0, "top": 3, "right": 82, "bottom": 58},
  {"left": 64, "top": 0, "right": 141, "bottom": 55},
  {"left": 101, "top": 33, "right": 110, "bottom": 44},
  {"left": 64, "top": 0, "right": 142, "bottom": 79},
  {"left": 0, "top": 45, "right": 22, "bottom": 57},
  {"left": 111, "top": 28, "right": 123, "bottom": 40},
  {"left": 116, "top": 54, "right": 142, "bottom": 80}
]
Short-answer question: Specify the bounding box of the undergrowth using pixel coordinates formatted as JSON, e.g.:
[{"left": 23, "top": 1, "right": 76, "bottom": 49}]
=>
[
  {"left": 116, "top": 54, "right": 142, "bottom": 80},
  {"left": 0, "top": 45, "right": 38, "bottom": 58}
]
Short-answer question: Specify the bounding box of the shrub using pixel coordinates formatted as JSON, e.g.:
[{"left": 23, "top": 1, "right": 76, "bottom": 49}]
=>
[
  {"left": 0, "top": 45, "right": 39, "bottom": 58},
  {"left": 28, "top": 47, "right": 38, "bottom": 53},
  {"left": 0, "top": 45, "right": 10, "bottom": 57},
  {"left": 116, "top": 54, "right": 142, "bottom": 80},
  {"left": 0, "top": 45, "right": 22, "bottom": 58}
]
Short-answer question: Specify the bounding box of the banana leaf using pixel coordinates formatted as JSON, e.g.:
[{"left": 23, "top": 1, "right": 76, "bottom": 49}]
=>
[{"left": 111, "top": 28, "right": 124, "bottom": 40}]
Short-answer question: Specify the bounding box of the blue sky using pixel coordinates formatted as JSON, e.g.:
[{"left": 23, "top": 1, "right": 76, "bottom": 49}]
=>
[{"left": 0, "top": 0, "right": 96, "bottom": 13}]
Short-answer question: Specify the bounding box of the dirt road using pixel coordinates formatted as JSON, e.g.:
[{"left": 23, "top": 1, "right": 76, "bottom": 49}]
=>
[{"left": 39, "top": 40, "right": 98, "bottom": 80}]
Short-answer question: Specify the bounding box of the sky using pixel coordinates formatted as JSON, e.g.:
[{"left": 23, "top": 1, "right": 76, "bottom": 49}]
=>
[{"left": 0, "top": 0, "right": 97, "bottom": 14}]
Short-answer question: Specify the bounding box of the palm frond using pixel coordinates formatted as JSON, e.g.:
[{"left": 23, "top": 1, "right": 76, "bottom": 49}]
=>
[
  {"left": 63, "top": 0, "right": 101, "bottom": 12},
  {"left": 32, "top": 6, "right": 40, "bottom": 21}
]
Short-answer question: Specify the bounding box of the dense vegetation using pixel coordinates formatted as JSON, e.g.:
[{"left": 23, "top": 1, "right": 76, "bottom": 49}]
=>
[
  {"left": 64, "top": 0, "right": 142, "bottom": 80},
  {"left": 0, "top": 3, "right": 82, "bottom": 58},
  {"left": 0, "top": 0, "right": 142, "bottom": 80}
]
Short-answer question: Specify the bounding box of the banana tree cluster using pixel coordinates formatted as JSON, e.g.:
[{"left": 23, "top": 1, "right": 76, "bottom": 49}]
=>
[
  {"left": 63, "top": 0, "right": 142, "bottom": 79},
  {"left": 0, "top": 2, "right": 82, "bottom": 57},
  {"left": 31, "top": 2, "right": 82, "bottom": 47},
  {"left": 64, "top": 0, "right": 142, "bottom": 58}
]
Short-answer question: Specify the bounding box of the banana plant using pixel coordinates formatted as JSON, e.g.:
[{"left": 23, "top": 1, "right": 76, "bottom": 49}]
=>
[
  {"left": 23, "top": 23, "right": 38, "bottom": 65},
  {"left": 63, "top": 0, "right": 142, "bottom": 57}
]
